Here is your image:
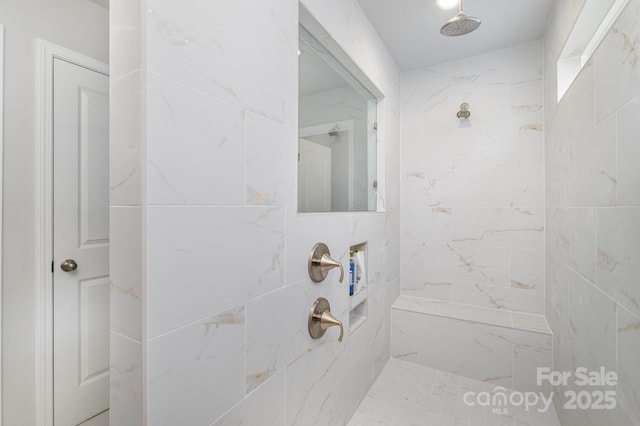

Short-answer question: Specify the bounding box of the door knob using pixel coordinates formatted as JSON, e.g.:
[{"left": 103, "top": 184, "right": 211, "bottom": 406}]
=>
[
  {"left": 308, "top": 243, "right": 344, "bottom": 283},
  {"left": 308, "top": 297, "right": 344, "bottom": 342},
  {"left": 60, "top": 259, "right": 78, "bottom": 272}
]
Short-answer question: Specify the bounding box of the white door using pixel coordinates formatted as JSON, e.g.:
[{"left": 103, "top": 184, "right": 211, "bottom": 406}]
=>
[
  {"left": 53, "top": 58, "right": 109, "bottom": 426},
  {"left": 298, "top": 138, "right": 332, "bottom": 212}
]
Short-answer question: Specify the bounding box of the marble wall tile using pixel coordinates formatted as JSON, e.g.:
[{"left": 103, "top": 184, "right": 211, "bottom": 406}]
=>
[
  {"left": 146, "top": 0, "right": 296, "bottom": 124},
  {"left": 544, "top": 255, "right": 569, "bottom": 318},
  {"left": 147, "top": 305, "right": 245, "bottom": 426},
  {"left": 352, "top": 213, "right": 386, "bottom": 252},
  {"left": 383, "top": 207, "right": 400, "bottom": 245},
  {"left": 400, "top": 41, "right": 544, "bottom": 320},
  {"left": 596, "top": 207, "right": 640, "bottom": 317},
  {"left": 147, "top": 73, "right": 246, "bottom": 205},
  {"left": 594, "top": 0, "right": 640, "bottom": 123},
  {"left": 451, "top": 208, "right": 544, "bottom": 249},
  {"left": 110, "top": 71, "right": 142, "bottom": 206},
  {"left": 246, "top": 112, "right": 296, "bottom": 206},
  {"left": 401, "top": 240, "right": 426, "bottom": 277},
  {"left": 284, "top": 338, "right": 347, "bottom": 426},
  {"left": 110, "top": 332, "right": 142, "bottom": 426},
  {"left": 391, "top": 309, "right": 418, "bottom": 362},
  {"left": 616, "top": 95, "right": 640, "bottom": 206},
  {"left": 416, "top": 325, "right": 513, "bottom": 387},
  {"left": 245, "top": 283, "right": 306, "bottom": 393},
  {"left": 212, "top": 371, "right": 285, "bottom": 426},
  {"left": 425, "top": 242, "right": 510, "bottom": 288},
  {"left": 110, "top": 207, "right": 142, "bottom": 341},
  {"left": 567, "top": 270, "right": 617, "bottom": 370},
  {"left": 511, "top": 248, "right": 544, "bottom": 292},
  {"left": 567, "top": 116, "right": 617, "bottom": 206},
  {"left": 111, "top": 0, "right": 401, "bottom": 423},
  {"left": 109, "top": 0, "right": 141, "bottom": 80},
  {"left": 147, "top": 206, "right": 285, "bottom": 337},
  {"left": 451, "top": 282, "right": 544, "bottom": 314},
  {"left": 512, "top": 346, "right": 552, "bottom": 393},
  {"left": 393, "top": 304, "right": 551, "bottom": 352},
  {"left": 546, "top": 207, "right": 596, "bottom": 282},
  {"left": 617, "top": 306, "right": 640, "bottom": 424},
  {"left": 284, "top": 207, "right": 352, "bottom": 285},
  {"left": 401, "top": 276, "right": 452, "bottom": 301},
  {"left": 401, "top": 207, "right": 453, "bottom": 244},
  {"left": 233, "top": 0, "right": 298, "bottom": 52}
]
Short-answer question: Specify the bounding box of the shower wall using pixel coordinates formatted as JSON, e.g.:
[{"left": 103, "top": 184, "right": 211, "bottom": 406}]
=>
[
  {"left": 544, "top": 0, "right": 640, "bottom": 424},
  {"left": 109, "top": 0, "right": 401, "bottom": 424},
  {"left": 400, "top": 41, "right": 545, "bottom": 314}
]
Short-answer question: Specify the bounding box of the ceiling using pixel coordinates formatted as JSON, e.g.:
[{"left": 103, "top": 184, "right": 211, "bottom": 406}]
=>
[{"left": 357, "top": 0, "right": 557, "bottom": 71}]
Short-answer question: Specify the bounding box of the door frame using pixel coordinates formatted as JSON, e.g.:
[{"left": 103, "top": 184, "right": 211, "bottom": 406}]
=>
[
  {"left": 35, "top": 39, "right": 108, "bottom": 426},
  {"left": 299, "top": 119, "right": 355, "bottom": 210}
]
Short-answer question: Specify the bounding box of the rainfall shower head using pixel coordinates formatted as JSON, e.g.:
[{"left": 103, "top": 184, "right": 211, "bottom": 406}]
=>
[
  {"left": 328, "top": 130, "right": 339, "bottom": 137},
  {"left": 440, "top": 0, "right": 481, "bottom": 37}
]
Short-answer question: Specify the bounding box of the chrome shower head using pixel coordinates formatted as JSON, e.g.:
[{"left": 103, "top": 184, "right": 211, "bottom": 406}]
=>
[
  {"left": 457, "top": 103, "right": 471, "bottom": 119},
  {"left": 440, "top": 0, "right": 481, "bottom": 37}
]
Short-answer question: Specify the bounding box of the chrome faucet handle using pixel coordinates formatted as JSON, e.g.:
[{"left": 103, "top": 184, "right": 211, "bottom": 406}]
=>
[
  {"left": 308, "top": 243, "right": 344, "bottom": 283},
  {"left": 308, "top": 297, "right": 344, "bottom": 342}
]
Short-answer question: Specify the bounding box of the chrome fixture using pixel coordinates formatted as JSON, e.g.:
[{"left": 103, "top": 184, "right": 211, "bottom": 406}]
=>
[
  {"left": 308, "top": 243, "right": 344, "bottom": 283},
  {"left": 60, "top": 259, "right": 78, "bottom": 272},
  {"left": 308, "top": 297, "right": 344, "bottom": 342},
  {"left": 457, "top": 103, "right": 471, "bottom": 119},
  {"left": 440, "top": 0, "right": 481, "bottom": 37}
]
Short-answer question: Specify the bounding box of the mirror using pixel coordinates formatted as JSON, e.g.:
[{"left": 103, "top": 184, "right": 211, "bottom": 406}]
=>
[{"left": 298, "top": 25, "right": 378, "bottom": 213}]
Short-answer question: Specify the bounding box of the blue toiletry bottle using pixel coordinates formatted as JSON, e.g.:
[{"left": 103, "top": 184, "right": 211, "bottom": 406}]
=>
[{"left": 349, "top": 255, "right": 354, "bottom": 296}]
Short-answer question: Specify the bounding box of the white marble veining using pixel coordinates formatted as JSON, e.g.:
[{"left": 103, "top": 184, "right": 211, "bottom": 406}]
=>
[
  {"left": 110, "top": 332, "right": 142, "bottom": 426},
  {"left": 596, "top": 207, "right": 640, "bottom": 318},
  {"left": 110, "top": 0, "right": 403, "bottom": 424},
  {"left": 246, "top": 112, "right": 296, "bottom": 206},
  {"left": 400, "top": 41, "right": 545, "bottom": 316},
  {"left": 146, "top": 0, "right": 295, "bottom": 124},
  {"left": 212, "top": 372, "right": 285, "bottom": 426},
  {"left": 567, "top": 116, "right": 617, "bottom": 206},
  {"left": 109, "top": 0, "right": 141, "bottom": 80},
  {"left": 618, "top": 306, "right": 640, "bottom": 424},
  {"left": 545, "top": 1, "right": 640, "bottom": 424},
  {"left": 147, "top": 306, "right": 245, "bottom": 426},
  {"left": 147, "top": 206, "right": 285, "bottom": 337},
  {"left": 110, "top": 71, "right": 142, "bottom": 206},
  {"left": 349, "top": 358, "right": 561, "bottom": 426},
  {"left": 394, "top": 295, "right": 551, "bottom": 337},
  {"left": 109, "top": 207, "right": 142, "bottom": 341},
  {"left": 594, "top": 0, "right": 640, "bottom": 122},
  {"left": 568, "top": 270, "right": 617, "bottom": 370},
  {"left": 392, "top": 295, "right": 551, "bottom": 391},
  {"left": 617, "top": 96, "right": 640, "bottom": 206},
  {"left": 147, "top": 72, "right": 246, "bottom": 205}
]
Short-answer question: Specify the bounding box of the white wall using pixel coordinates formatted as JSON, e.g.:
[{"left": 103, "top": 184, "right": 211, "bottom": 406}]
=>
[
  {"left": 0, "top": 1, "right": 108, "bottom": 423},
  {"left": 400, "top": 41, "right": 545, "bottom": 314},
  {"left": 109, "top": 0, "right": 401, "bottom": 424},
  {"left": 545, "top": 0, "right": 640, "bottom": 423}
]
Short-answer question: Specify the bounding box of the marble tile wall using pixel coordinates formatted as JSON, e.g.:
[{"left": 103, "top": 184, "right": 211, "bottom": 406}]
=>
[
  {"left": 545, "top": 0, "right": 640, "bottom": 424},
  {"left": 109, "top": 0, "right": 401, "bottom": 424},
  {"left": 391, "top": 295, "right": 552, "bottom": 392},
  {"left": 400, "top": 42, "right": 545, "bottom": 314}
]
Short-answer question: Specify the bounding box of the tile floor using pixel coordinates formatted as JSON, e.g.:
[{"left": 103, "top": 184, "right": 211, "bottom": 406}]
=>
[{"left": 348, "top": 358, "right": 561, "bottom": 426}]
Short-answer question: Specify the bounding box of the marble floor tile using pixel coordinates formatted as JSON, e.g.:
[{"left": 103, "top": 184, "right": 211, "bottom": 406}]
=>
[{"left": 348, "top": 358, "right": 561, "bottom": 426}]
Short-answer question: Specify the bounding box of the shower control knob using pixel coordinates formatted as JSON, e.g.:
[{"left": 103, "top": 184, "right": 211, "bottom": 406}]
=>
[{"left": 60, "top": 259, "right": 78, "bottom": 272}]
